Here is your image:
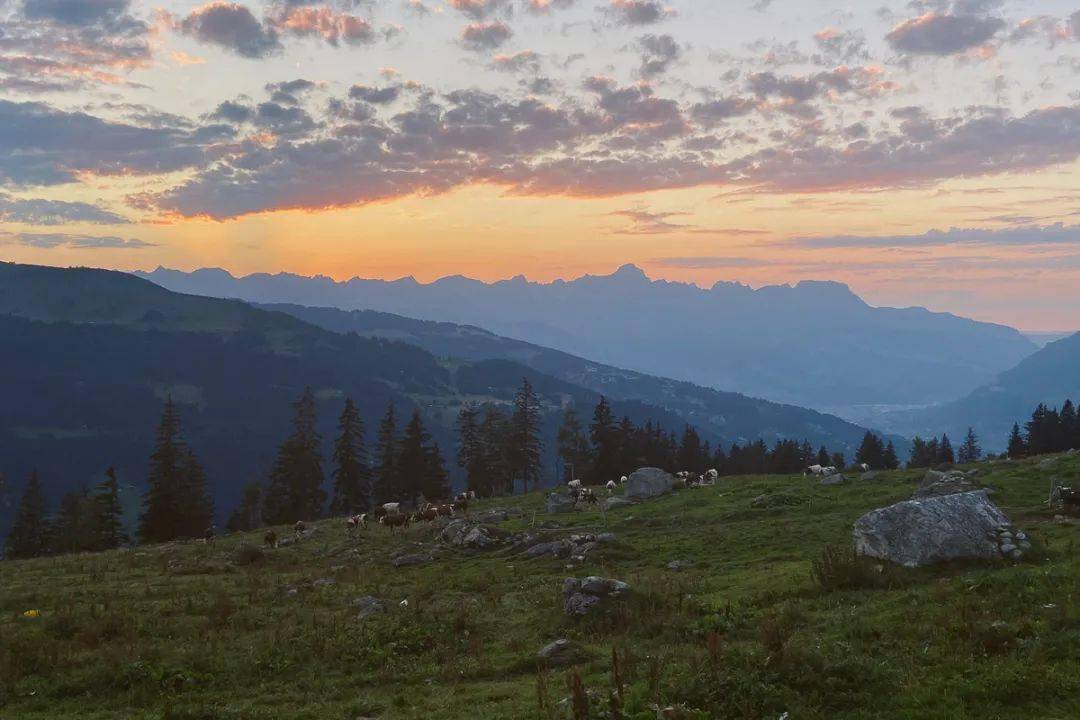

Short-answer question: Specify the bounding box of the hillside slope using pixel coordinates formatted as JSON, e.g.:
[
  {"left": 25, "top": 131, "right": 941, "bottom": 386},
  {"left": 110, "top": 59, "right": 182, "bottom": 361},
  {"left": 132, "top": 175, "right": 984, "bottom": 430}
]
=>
[
  {"left": 893, "top": 331, "right": 1080, "bottom": 450},
  {"left": 3, "top": 457, "right": 1079, "bottom": 719},
  {"left": 258, "top": 302, "right": 896, "bottom": 455},
  {"left": 137, "top": 264, "right": 1036, "bottom": 412}
]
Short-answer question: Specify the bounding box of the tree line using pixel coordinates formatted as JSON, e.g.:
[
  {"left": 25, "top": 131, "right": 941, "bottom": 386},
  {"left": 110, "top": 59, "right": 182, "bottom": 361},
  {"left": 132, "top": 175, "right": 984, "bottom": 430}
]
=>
[{"left": 1006, "top": 399, "right": 1080, "bottom": 458}]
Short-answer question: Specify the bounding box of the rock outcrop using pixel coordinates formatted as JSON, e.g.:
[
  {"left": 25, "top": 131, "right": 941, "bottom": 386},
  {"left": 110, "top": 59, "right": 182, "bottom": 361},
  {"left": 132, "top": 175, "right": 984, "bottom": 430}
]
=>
[
  {"left": 562, "top": 576, "right": 631, "bottom": 615},
  {"left": 853, "top": 490, "right": 1020, "bottom": 567},
  {"left": 624, "top": 467, "right": 675, "bottom": 500},
  {"left": 912, "top": 469, "right": 978, "bottom": 499}
]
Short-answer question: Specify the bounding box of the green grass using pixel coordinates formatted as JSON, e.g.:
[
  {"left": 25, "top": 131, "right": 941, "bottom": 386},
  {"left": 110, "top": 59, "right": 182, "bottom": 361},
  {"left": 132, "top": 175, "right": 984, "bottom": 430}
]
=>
[{"left": 3, "top": 456, "right": 1080, "bottom": 719}]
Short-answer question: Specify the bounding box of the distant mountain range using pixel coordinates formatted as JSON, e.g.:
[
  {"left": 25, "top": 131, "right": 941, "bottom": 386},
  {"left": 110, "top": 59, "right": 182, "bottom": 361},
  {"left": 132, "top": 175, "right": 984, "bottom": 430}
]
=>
[
  {"left": 0, "top": 263, "right": 890, "bottom": 531},
  {"left": 137, "top": 265, "right": 1037, "bottom": 415}
]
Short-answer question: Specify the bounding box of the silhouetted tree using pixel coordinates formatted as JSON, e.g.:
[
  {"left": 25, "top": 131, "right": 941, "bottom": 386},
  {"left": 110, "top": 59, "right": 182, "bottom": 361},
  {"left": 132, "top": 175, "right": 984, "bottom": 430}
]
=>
[
  {"left": 957, "top": 428, "right": 981, "bottom": 464},
  {"left": 556, "top": 406, "right": 589, "bottom": 482},
  {"left": 398, "top": 409, "right": 432, "bottom": 504},
  {"left": 227, "top": 481, "right": 263, "bottom": 533},
  {"left": 508, "top": 377, "right": 543, "bottom": 492},
  {"left": 1007, "top": 422, "right": 1028, "bottom": 458},
  {"left": 882, "top": 441, "right": 900, "bottom": 470},
  {"left": 938, "top": 434, "right": 955, "bottom": 465},
  {"left": 589, "top": 396, "right": 619, "bottom": 483},
  {"left": 6, "top": 471, "right": 48, "bottom": 559},
  {"left": 141, "top": 398, "right": 211, "bottom": 542},
  {"left": 855, "top": 432, "right": 885, "bottom": 469},
  {"left": 330, "top": 398, "right": 370, "bottom": 515},
  {"left": 372, "top": 402, "right": 400, "bottom": 505},
  {"left": 263, "top": 387, "right": 325, "bottom": 524},
  {"left": 92, "top": 467, "right": 128, "bottom": 550}
]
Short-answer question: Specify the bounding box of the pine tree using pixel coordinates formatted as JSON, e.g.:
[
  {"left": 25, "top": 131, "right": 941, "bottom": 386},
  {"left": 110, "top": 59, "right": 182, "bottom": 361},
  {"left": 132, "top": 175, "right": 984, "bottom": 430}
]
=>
[
  {"left": 1007, "top": 422, "right": 1027, "bottom": 458},
  {"left": 139, "top": 398, "right": 186, "bottom": 543},
  {"left": 263, "top": 387, "right": 325, "bottom": 524},
  {"left": 50, "top": 486, "right": 95, "bottom": 555},
  {"left": 6, "top": 471, "right": 49, "bottom": 559},
  {"left": 479, "top": 407, "right": 512, "bottom": 495},
  {"left": 957, "top": 428, "right": 981, "bottom": 464},
  {"left": 508, "top": 377, "right": 543, "bottom": 493},
  {"left": 423, "top": 442, "right": 450, "bottom": 501},
  {"left": 1060, "top": 400, "right": 1077, "bottom": 450},
  {"left": 938, "top": 434, "right": 955, "bottom": 465},
  {"left": 831, "top": 452, "right": 846, "bottom": 471},
  {"left": 372, "top": 402, "right": 400, "bottom": 505},
  {"left": 816, "top": 446, "right": 830, "bottom": 467},
  {"left": 882, "top": 441, "right": 900, "bottom": 470},
  {"left": 556, "top": 406, "right": 589, "bottom": 482},
  {"left": 227, "top": 482, "right": 263, "bottom": 533},
  {"left": 855, "top": 431, "right": 885, "bottom": 469},
  {"left": 92, "top": 467, "right": 128, "bottom": 551},
  {"left": 397, "top": 409, "right": 432, "bottom": 505},
  {"left": 330, "top": 398, "right": 370, "bottom": 515},
  {"left": 678, "top": 425, "right": 705, "bottom": 473},
  {"left": 589, "top": 396, "right": 619, "bottom": 484},
  {"left": 178, "top": 447, "right": 214, "bottom": 538}
]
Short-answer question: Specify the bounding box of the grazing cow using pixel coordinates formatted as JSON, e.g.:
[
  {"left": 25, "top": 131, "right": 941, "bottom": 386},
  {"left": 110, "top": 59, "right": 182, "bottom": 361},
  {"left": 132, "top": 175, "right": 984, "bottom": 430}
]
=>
[
  {"left": 294, "top": 520, "right": 306, "bottom": 541},
  {"left": 452, "top": 494, "right": 470, "bottom": 515},
  {"left": 857, "top": 463, "right": 870, "bottom": 472},
  {"left": 380, "top": 512, "right": 411, "bottom": 534},
  {"left": 436, "top": 503, "right": 455, "bottom": 518},
  {"left": 606, "top": 480, "right": 617, "bottom": 494},
  {"left": 620, "top": 475, "right": 628, "bottom": 484},
  {"left": 574, "top": 488, "right": 599, "bottom": 506},
  {"left": 804, "top": 465, "right": 825, "bottom": 477},
  {"left": 1052, "top": 485, "right": 1080, "bottom": 510},
  {"left": 413, "top": 505, "right": 439, "bottom": 523},
  {"left": 821, "top": 466, "right": 838, "bottom": 477},
  {"left": 264, "top": 530, "right": 278, "bottom": 548},
  {"left": 346, "top": 514, "right": 368, "bottom": 535},
  {"left": 567, "top": 479, "right": 583, "bottom": 490},
  {"left": 706, "top": 469, "right": 719, "bottom": 484}
]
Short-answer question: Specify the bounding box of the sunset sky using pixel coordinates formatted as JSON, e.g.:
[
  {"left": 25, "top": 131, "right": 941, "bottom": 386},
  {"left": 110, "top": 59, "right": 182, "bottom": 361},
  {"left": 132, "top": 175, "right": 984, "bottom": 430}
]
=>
[{"left": 2, "top": 0, "right": 1080, "bottom": 330}]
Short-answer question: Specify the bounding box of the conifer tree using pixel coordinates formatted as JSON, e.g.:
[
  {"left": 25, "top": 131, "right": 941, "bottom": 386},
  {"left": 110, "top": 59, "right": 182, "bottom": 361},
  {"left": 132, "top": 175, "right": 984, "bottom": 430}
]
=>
[
  {"left": 589, "top": 396, "right": 619, "bottom": 483},
  {"left": 6, "top": 471, "right": 49, "bottom": 559},
  {"left": 50, "top": 486, "right": 97, "bottom": 554},
  {"left": 479, "top": 407, "right": 512, "bottom": 495},
  {"left": 424, "top": 442, "right": 450, "bottom": 501},
  {"left": 855, "top": 431, "right": 885, "bottom": 469},
  {"left": 957, "top": 428, "right": 981, "bottom": 464},
  {"left": 263, "top": 387, "right": 325, "bottom": 524},
  {"left": 508, "top": 377, "right": 543, "bottom": 493},
  {"left": 372, "top": 402, "right": 400, "bottom": 505},
  {"left": 883, "top": 441, "right": 900, "bottom": 470},
  {"left": 227, "top": 482, "right": 263, "bottom": 533},
  {"left": 556, "top": 406, "right": 589, "bottom": 482},
  {"left": 178, "top": 447, "right": 214, "bottom": 537},
  {"left": 816, "top": 446, "right": 830, "bottom": 467},
  {"left": 1007, "top": 422, "right": 1027, "bottom": 458},
  {"left": 938, "top": 434, "right": 955, "bottom": 464},
  {"left": 93, "top": 467, "right": 128, "bottom": 550},
  {"left": 831, "top": 452, "right": 846, "bottom": 471},
  {"left": 139, "top": 397, "right": 185, "bottom": 543},
  {"left": 330, "top": 398, "right": 371, "bottom": 515},
  {"left": 678, "top": 425, "right": 705, "bottom": 474},
  {"left": 397, "top": 409, "right": 432, "bottom": 504},
  {"left": 457, "top": 404, "right": 488, "bottom": 494}
]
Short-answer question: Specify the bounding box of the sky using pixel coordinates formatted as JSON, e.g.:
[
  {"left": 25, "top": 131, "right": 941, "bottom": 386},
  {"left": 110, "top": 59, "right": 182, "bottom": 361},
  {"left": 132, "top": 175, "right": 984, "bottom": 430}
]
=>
[{"left": 1, "top": 0, "right": 1079, "bottom": 330}]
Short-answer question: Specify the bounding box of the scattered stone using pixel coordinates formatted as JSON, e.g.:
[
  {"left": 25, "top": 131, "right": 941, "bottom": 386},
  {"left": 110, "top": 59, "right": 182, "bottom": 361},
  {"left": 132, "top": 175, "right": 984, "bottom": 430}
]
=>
[
  {"left": 438, "top": 520, "right": 498, "bottom": 549},
  {"left": 312, "top": 577, "right": 337, "bottom": 588},
  {"left": 525, "top": 540, "right": 571, "bottom": 559},
  {"left": 853, "top": 490, "right": 1015, "bottom": 567},
  {"left": 667, "top": 560, "right": 691, "bottom": 572},
  {"left": 820, "top": 474, "right": 846, "bottom": 486},
  {"left": 562, "top": 576, "right": 631, "bottom": 615},
  {"left": 860, "top": 471, "right": 880, "bottom": 481},
  {"left": 602, "top": 496, "right": 633, "bottom": 511},
  {"left": 624, "top": 467, "right": 676, "bottom": 500},
  {"left": 546, "top": 492, "right": 577, "bottom": 514},
  {"left": 596, "top": 532, "right": 617, "bottom": 544},
  {"left": 537, "top": 639, "right": 586, "bottom": 667},
  {"left": 353, "top": 595, "right": 384, "bottom": 619},
  {"left": 751, "top": 494, "right": 768, "bottom": 507},
  {"left": 391, "top": 553, "right": 433, "bottom": 568}
]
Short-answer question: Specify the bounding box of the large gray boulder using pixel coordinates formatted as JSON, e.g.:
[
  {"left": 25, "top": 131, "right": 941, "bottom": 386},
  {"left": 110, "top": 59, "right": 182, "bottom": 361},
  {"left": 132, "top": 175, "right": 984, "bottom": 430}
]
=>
[
  {"left": 912, "top": 469, "right": 977, "bottom": 499},
  {"left": 853, "top": 490, "right": 1014, "bottom": 567},
  {"left": 562, "top": 576, "right": 631, "bottom": 615},
  {"left": 538, "top": 639, "right": 586, "bottom": 667},
  {"left": 624, "top": 467, "right": 675, "bottom": 500}
]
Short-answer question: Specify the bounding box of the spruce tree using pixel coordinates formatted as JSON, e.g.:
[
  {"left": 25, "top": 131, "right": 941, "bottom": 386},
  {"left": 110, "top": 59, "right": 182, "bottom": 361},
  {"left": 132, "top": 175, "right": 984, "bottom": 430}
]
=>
[
  {"left": 883, "top": 441, "right": 900, "bottom": 470},
  {"left": 178, "top": 447, "right": 214, "bottom": 537},
  {"left": 397, "top": 409, "right": 432, "bottom": 504},
  {"left": 556, "top": 406, "right": 589, "bottom": 482},
  {"left": 50, "top": 486, "right": 96, "bottom": 554},
  {"left": 6, "top": 471, "right": 49, "bottom": 559},
  {"left": 816, "top": 446, "right": 830, "bottom": 467},
  {"left": 831, "top": 452, "right": 846, "bottom": 471},
  {"left": 424, "top": 442, "right": 450, "bottom": 501},
  {"left": 1007, "top": 423, "right": 1027, "bottom": 458},
  {"left": 93, "top": 467, "right": 128, "bottom": 550},
  {"left": 957, "top": 428, "right": 981, "bottom": 464},
  {"left": 457, "top": 404, "right": 487, "bottom": 495},
  {"left": 855, "top": 431, "right": 885, "bottom": 469},
  {"left": 938, "top": 434, "right": 955, "bottom": 465},
  {"left": 330, "top": 398, "right": 371, "bottom": 515},
  {"left": 479, "top": 407, "right": 512, "bottom": 495},
  {"left": 678, "top": 425, "right": 705, "bottom": 474},
  {"left": 264, "top": 387, "right": 325, "bottom": 524},
  {"left": 140, "top": 398, "right": 186, "bottom": 543},
  {"left": 508, "top": 377, "right": 543, "bottom": 493},
  {"left": 372, "top": 402, "right": 400, "bottom": 505},
  {"left": 589, "top": 396, "right": 619, "bottom": 483},
  {"left": 227, "top": 482, "right": 263, "bottom": 533}
]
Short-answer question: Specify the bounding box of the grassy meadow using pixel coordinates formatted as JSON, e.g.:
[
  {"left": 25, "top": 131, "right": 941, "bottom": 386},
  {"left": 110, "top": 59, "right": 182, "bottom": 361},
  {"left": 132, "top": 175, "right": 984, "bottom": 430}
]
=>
[{"left": 3, "top": 456, "right": 1080, "bottom": 719}]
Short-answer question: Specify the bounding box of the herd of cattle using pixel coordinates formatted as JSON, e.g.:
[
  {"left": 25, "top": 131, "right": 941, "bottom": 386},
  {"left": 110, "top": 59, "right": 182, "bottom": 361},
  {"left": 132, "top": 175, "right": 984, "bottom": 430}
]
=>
[{"left": 257, "top": 463, "right": 886, "bottom": 546}]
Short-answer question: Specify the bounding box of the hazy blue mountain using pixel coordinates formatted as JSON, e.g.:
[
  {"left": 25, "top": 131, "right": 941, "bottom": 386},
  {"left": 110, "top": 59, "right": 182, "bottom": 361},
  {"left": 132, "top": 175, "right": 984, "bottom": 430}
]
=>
[
  {"left": 137, "top": 264, "right": 1036, "bottom": 413},
  {"left": 886, "top": 332, "right": 1080, "bottom": 452},
  {"left": 0, "top": 263, "right": 892, "bottom": 533},
  {"left": 256, "top": 302, "right": 898, "bottom": 456}
]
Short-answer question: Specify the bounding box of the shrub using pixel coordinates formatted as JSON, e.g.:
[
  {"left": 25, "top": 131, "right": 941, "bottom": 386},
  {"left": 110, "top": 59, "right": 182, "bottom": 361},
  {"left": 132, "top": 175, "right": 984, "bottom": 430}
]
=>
[{"left": 811, "top": 545, "right": 895, "bottom": 592}]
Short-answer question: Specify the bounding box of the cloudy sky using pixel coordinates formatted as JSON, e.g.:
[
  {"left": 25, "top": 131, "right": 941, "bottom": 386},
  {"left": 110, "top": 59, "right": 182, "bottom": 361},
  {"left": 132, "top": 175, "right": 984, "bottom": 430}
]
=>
[{"left": 1, "top": 0, "right": 1079, "bottom": 330}]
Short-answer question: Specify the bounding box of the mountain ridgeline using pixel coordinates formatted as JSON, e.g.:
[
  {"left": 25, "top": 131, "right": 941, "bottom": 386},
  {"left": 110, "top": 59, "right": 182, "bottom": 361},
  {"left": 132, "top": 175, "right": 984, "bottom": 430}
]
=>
[
  {"left": 0, "top": 262, "right": 888, "bottom": 533},
  {"left": 137, "top": 264, "right": 1037, "bottom": 414}
]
